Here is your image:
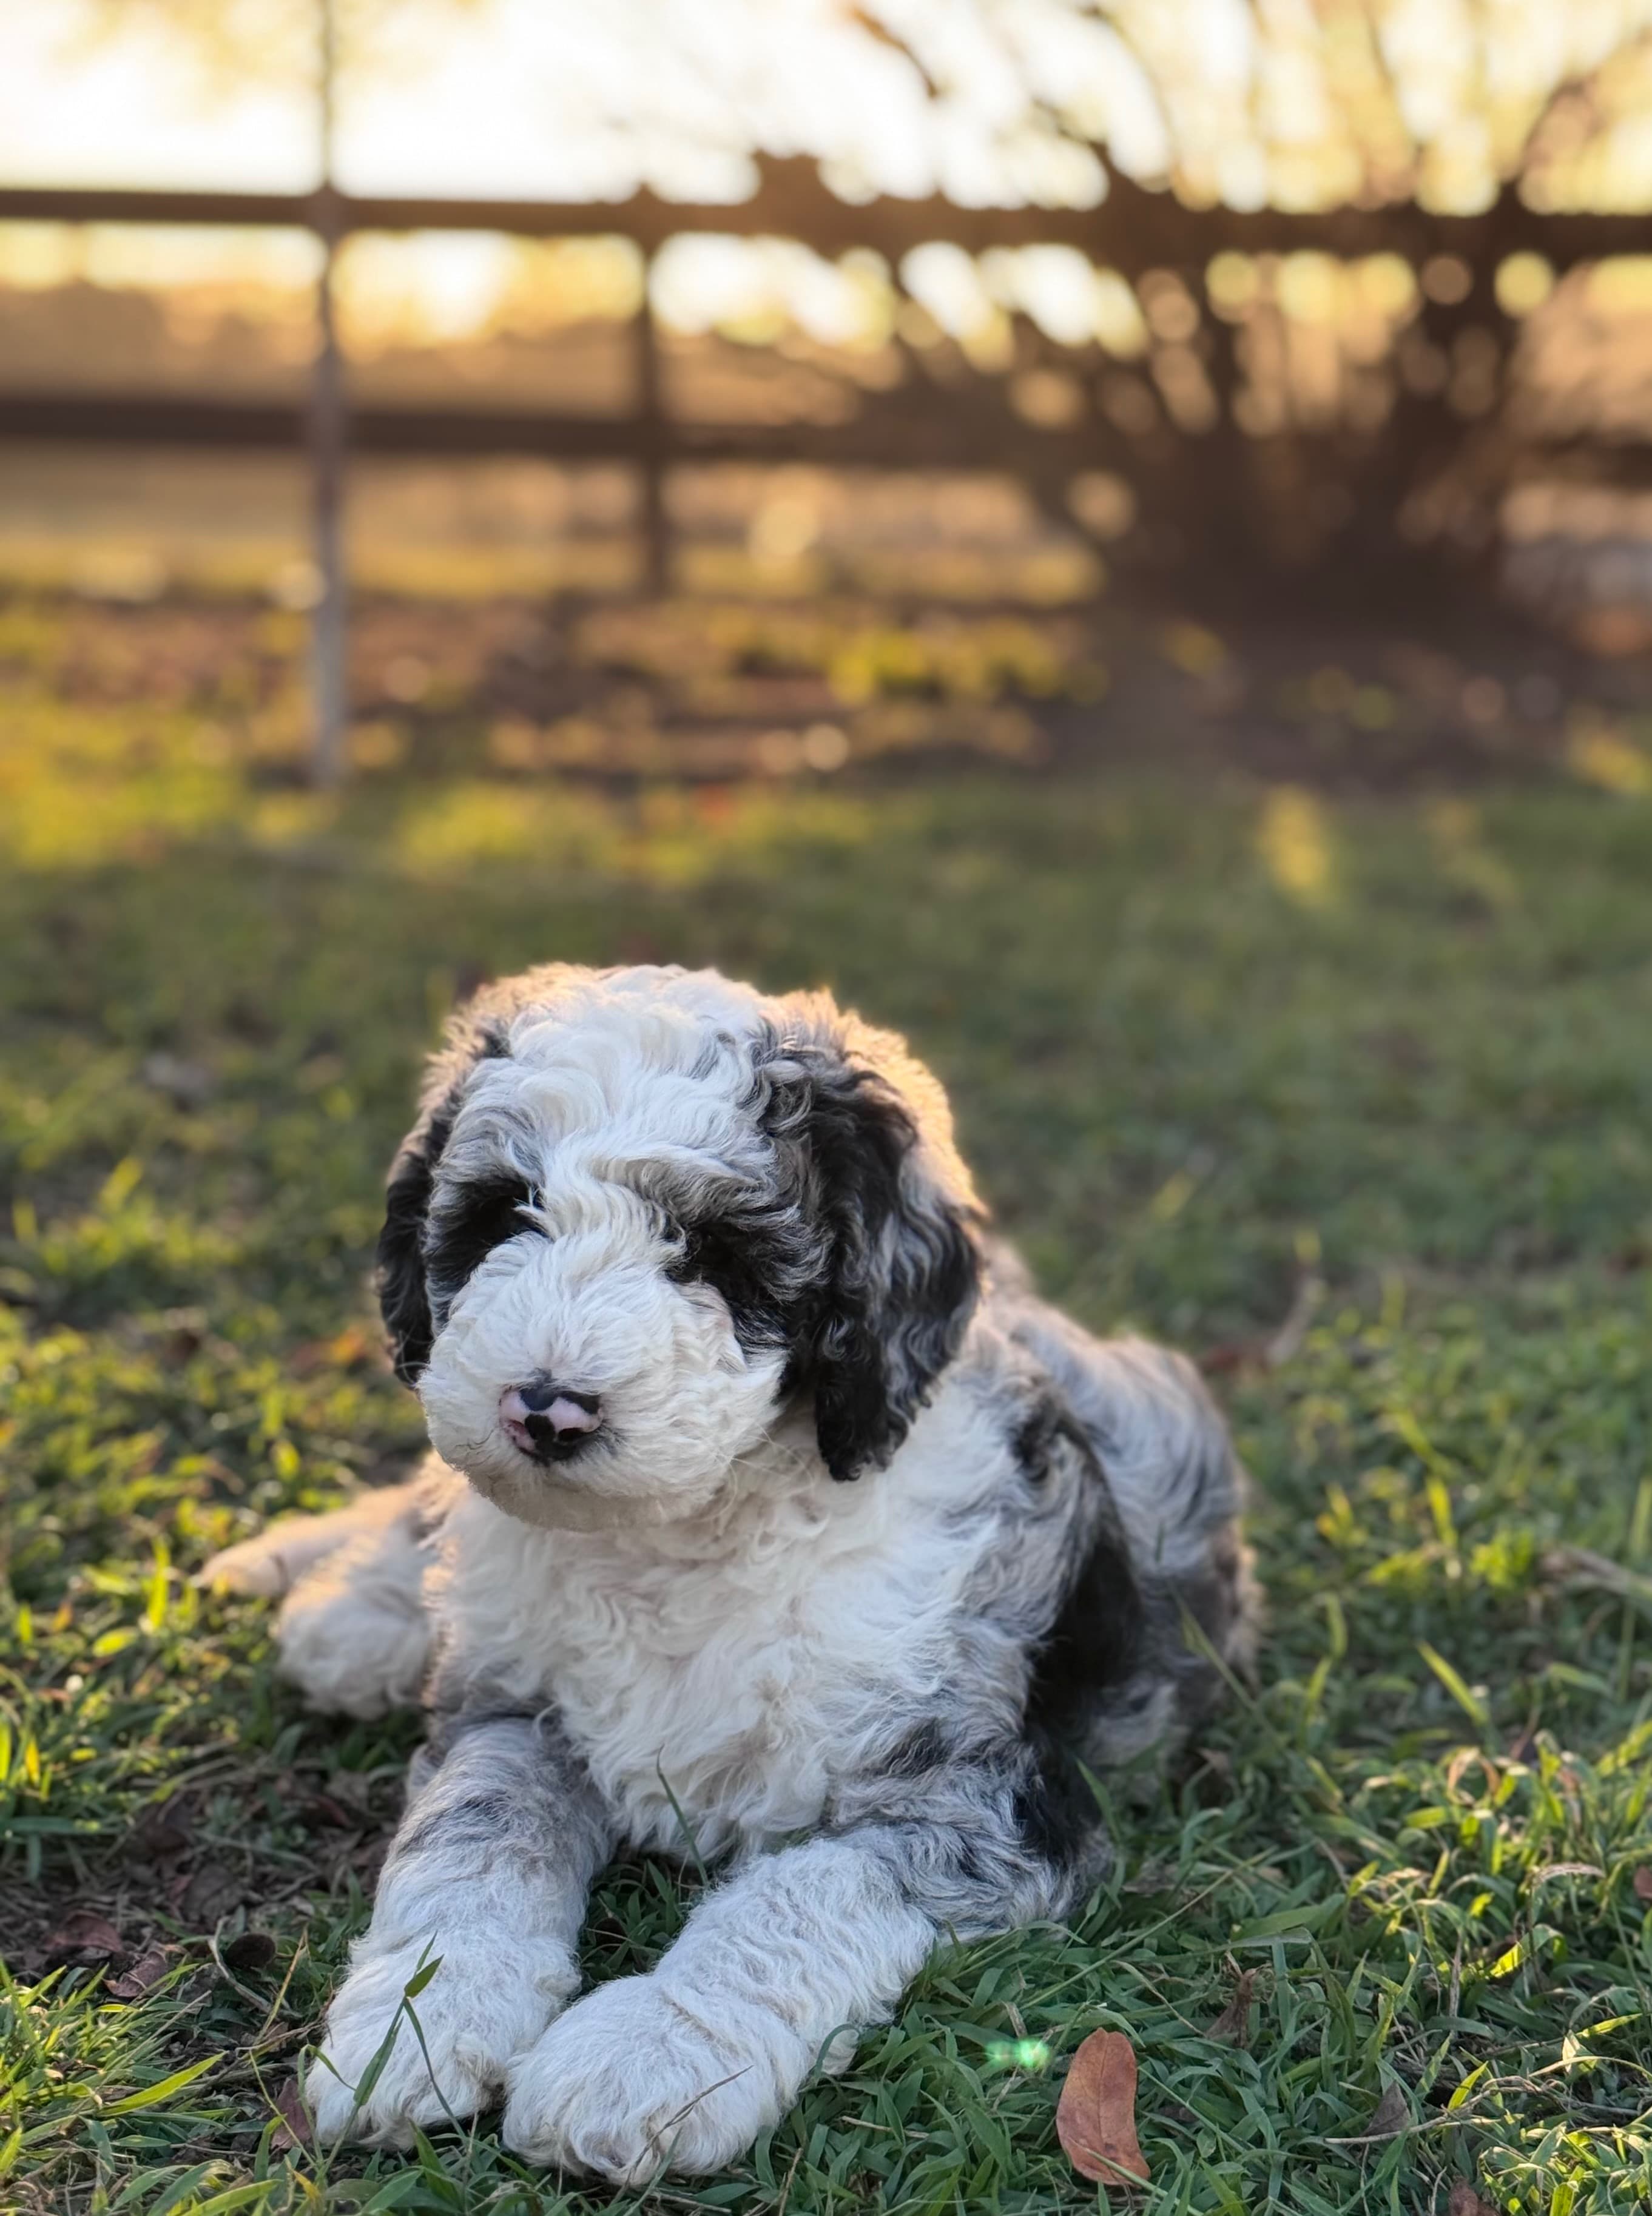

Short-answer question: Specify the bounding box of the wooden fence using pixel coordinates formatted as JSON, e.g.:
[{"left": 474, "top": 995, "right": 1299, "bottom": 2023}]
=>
[{"left": 2, "top": 155, "right": 1647, "bottom": 768}]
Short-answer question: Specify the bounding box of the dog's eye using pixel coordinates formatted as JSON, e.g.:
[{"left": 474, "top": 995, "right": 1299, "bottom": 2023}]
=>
[
  {"left": 665, "top": 1217, "right": 790, "bottom": 1348},
  {"left": 426, "top": 1173, "right": 537, "bottom": 1295}
]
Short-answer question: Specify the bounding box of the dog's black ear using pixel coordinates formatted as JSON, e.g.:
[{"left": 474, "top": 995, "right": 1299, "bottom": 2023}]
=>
[
  {"left": 376, "top": 1005, "right": 513, "bottom": 1387},
  {"left": 376, "top": 1101, "right": 453, "bottom": 1387},
  {"left": 769, "top": 1025, "right": 982, "bottom": 1481}
]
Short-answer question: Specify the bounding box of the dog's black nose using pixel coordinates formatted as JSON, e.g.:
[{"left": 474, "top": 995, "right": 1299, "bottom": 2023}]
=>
[{"left": 499, "top": 1384, "right": 602, "bottom": 1462}]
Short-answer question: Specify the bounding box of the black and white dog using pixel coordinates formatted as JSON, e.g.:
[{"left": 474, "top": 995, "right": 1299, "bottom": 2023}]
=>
[{"left": 207, "top": 963, "right": 1256, "bottom": 2182}]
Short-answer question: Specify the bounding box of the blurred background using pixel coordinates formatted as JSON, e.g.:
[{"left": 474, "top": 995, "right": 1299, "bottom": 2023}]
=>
[{"left": 5, "top": 0, "right": 1652, "bottom": 795}]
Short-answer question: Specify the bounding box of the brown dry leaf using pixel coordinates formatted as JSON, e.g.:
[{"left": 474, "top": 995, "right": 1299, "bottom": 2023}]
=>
[
  {"left": 1205, "top": 1968, "right": 1258, "bottom": 2047},
  {"left": 43, "top": 1908, "right": 123, "bottom": 1964},
  {"left": 290, "top": 1327, "right": 372, "bottom": 1376},
  {"left": 133, "top": 1797, "right": 194, "bottom": 1862},
  {"left": 270, "top": 2076, "right": 314, "bottom": 2156},
  {"left": 1633, "top": 1866, "right": 1652, "bottom": 1903},
  {"left": 1056, "top": 2029, "right": 1150, "bottom": 2189},
  {"left": 221, "top": 1930, "right": 277, "bottom": 1973},
  {"left": 301, "top": 1790, "right": 358, "bottom": 1830},
  {"left": 107, "top": 1946, "right": 173, "bottom": 2001},
  {"left": 1448, "top": 2183, "right": 1502, "bottom": 2216},
  {"left": 1363, "top": 2081, "right": 1409, "bottom": 2139},
  {"left": 1196, "top": 1339, "right": 1261, "bottom": 1376}
]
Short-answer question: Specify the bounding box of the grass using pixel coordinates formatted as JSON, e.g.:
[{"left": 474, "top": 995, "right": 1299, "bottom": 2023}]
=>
[{"left": 4, "top": 591, "right": 1652, "bottom": 2214}]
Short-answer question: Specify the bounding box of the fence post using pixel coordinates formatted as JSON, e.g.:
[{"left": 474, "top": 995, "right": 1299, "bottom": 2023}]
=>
[
  {"left": 309, "top": 0, "right": 348, "bottom": 786},
  {"left": 636, "top": 255, "right": 669, "bottom": 595}
]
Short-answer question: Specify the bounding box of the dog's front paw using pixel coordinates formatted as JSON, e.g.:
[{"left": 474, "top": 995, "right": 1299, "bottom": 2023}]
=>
[
  {"left": 309, "top": 1935, "right": 576, "bottom": 2146},
  {"left": 502, "top": 1974, "right": 797, "bottom": 2183}
]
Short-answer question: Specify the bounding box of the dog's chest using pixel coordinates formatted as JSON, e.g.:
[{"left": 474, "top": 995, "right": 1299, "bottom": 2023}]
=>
[{"left": 440, "top": 1481, "right": 969, "bottom": 1854}]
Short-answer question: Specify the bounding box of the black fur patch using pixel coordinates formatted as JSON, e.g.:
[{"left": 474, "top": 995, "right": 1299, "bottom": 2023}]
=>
[
  {"left": 426, "top": 1173, "right": 538, "bottom": 1312},
  {"left": 1012, "top": 1395, "right": 1073, "bottom": 1484},
  {"left": 1027, "top": 1512, "right": 1148, "bottom": 1745},
  {"left": 1020, "top": 1447, "right": 1151, "bottom": 1866},
  {"left": 376, "top": 1095, "right": 457, "bottom": 1387},
  {"left": 760, "top": 1042, "right": 980, "bottom": 1481},
  {"left": 393, "top": 1787, "right": 518, "bottom": 1862},
  {"left": 670, "top": 1210, "right": 804, "bottom": 1351},
  {"left": 1011, "top": 1762, "right": 1103, "bottom": 1871},
  {"left": 374, "top": 1017, "right": 518, "bottom": 1386},
  {"left": 878, "top": 1719, "right": 951, "bottom": 1779}
]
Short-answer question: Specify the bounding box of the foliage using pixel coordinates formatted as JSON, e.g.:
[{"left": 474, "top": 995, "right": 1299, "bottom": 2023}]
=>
[
  {"left": 76, "top": 0, "right": 487, "bottom": 92},
  {"left": 4, "top": 593, "right": 1652, "bottom": 2212}
]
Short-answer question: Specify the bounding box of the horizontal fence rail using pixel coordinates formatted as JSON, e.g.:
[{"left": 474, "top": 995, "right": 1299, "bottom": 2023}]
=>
[
  {"left": 5, "top": 390, "right": 1647, "bottom": 486},
  {"left": 4, "top": 155, "right": 1648, "bottom": 774},
  {"left": 0, "top": 388, "right": 1105, "bottom": 471},
  {"left": 0, "top": 164, "right": 1645, "bottom": 268},
  {"left": 4, "top": 163, "right": 1645, "bottom": 487}
]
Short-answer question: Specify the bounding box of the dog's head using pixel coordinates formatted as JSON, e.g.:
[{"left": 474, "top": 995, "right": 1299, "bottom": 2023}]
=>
[{"left": 376, "top": 965, "right": 983, "bottom": 1529}]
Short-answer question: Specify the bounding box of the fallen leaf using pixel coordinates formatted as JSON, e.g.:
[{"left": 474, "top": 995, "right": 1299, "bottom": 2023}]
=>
[
  {"left": 1196, "top": 1339, "right": 1261, "bottom": 1376},
  {"left": 300, "top": 1791, "right": 358, "bottom": 1830},
  {"left": 107, "top": 1946, "right": 173, "bottom": 2000},
  {"left": 270, "top": 2076, "right": 314, "bottom": 2155},
  {"left": 1448, "top": 2183, "right": 1502, "bottom": 2216},
  {"left": 132, "top": 1798, "right": 194, "bottom": 1862},
  {"left": 1056, "top": 2029, "right": 1150, "bottom": 2189},
  {"left": 43, "top": 1908, "right": 123, "bottom": 1965},
  {"left": 1205, "top": 1969, "right": 1258, "bottom": 2047},
  {"left": 1634, "top": 1867, "right": 1652, "bottom": 1903},
  {"left": 1363, "top": 2081, "right": 1409, "bottom": 2139},
  {"left": 221, "top": 1930, "right": 277, "bottom": 1973},
  {"left": 290, "top": 1327, "right": 372, "bottom": 1376}
]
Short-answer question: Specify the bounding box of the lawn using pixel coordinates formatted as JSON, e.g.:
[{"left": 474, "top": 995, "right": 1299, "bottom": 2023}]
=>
[{"left": 4, "top": 591, "right": 1652, "bottom": 2214}]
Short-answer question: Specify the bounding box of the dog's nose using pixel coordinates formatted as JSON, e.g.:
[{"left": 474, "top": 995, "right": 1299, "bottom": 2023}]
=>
[{"left": 499, "top": 1383, "right": 603, "bottom": 1462}]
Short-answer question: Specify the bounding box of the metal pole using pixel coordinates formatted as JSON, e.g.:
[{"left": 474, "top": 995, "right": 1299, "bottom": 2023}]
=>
[{"left": 309, "top": 0, "right": 348, "bottom": 785}]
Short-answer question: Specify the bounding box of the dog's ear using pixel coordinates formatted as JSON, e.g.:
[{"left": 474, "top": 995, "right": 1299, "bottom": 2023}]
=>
[
  {"left": 376, "top": 1005, "right": 512, "bottom": 1387},
  {"left": 376, "top": 1094, "right": 458, "bottom": 1387},
  {"left": 767, "top": 1015, "right": 983, "bottom": 1481}
]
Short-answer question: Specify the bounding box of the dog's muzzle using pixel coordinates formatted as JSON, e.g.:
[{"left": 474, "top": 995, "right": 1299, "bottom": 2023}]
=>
[{"left": 499, "top": 1382, "right": 604, "bottom": 1463}]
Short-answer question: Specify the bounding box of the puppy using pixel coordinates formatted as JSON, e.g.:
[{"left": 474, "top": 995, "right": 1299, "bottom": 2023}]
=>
[{"left": 207, "top": 963, "right": 1256, "bottom": 2183}]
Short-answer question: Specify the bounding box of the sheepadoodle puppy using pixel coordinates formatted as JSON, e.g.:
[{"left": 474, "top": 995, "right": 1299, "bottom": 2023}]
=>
[{"left": 207, "top": 962, "right": 1257, "bottom": 2183}]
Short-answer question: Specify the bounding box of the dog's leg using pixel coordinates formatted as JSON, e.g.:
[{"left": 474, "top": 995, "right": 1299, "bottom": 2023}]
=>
[
  {"left": 502, "top": 1789, "right": 1050, "bottom": 2183},
  {"left": 311, "top": 1711, "right": 612, "bottom": 2146},
  {"left": 201, "top": 1463, "right": 462, "bottom": 1719},
  {"left": 201, "top": 1473, "right": 439, "bottom": 1598}
]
